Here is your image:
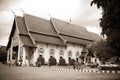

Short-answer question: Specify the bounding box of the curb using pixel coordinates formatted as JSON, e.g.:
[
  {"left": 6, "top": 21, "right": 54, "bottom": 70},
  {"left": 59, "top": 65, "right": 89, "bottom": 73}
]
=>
[{"left": 51, "top": 67, "right": 120, "bottom": 73}]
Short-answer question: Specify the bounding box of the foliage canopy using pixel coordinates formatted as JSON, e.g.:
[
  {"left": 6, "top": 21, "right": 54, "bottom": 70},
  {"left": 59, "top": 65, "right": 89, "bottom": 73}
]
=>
[
  {"left": 88, "top": 40, "right": 117, "bottom": 63},
  {"left": 91, "top": 0, "right": 120, "bottom": 58}
]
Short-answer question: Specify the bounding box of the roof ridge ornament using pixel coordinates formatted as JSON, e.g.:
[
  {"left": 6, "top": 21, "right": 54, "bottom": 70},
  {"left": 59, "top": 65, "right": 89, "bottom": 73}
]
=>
[
  {"left": 11, "top": 10, "right": 16, "bottom": 17},
  {"left": 20, "top": 9, "right": 25, "bottom": 17},
  {"left": 48, "top": 13, "right": 52, "bottom": 19},
  {"left": 69, "top": 16, "right": 72, "bottom": 24},
  {"left": 21, "top": 9, "right": 25, "bottom": 14}
]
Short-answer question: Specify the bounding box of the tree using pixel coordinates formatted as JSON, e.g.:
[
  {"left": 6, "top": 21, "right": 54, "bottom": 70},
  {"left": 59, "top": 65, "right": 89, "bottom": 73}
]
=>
[
  {"left": 88, "top": 40, "right": 117, "bottom": 63},
  {"left": 0, "top": 46, "right": 7, "bottom": 64},
  {"left": 91, "top": 0, "right": 120, "bottom": 58}
]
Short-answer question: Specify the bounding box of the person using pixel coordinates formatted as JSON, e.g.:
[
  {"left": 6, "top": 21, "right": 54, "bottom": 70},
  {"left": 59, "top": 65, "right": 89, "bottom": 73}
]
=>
[
  {"left": 36, "top": 61, "right": 41, "bottom": 67},
  {"left": 80, "top": 62, "right": 84, "bottom": 70},
  {"left": 48, "top": 56, "right": 52, "bottom": 67},
  {"left": 25, "top": 59, "right": 29, "bottom": 67},
  {"left": 19, "top": 59, "right": 22, "bottom": 66},
  {"left": 8, "top": 60, "right": 11, "bottom": 67},
  {"left": 15, "top": 60, "right": 19, "bottom": 66},
  {"left": 36, "top": 55, "right": 41, "bottom": 67},
  {"left": 19, "top": 56, "right": 23, "bottom": 66}
]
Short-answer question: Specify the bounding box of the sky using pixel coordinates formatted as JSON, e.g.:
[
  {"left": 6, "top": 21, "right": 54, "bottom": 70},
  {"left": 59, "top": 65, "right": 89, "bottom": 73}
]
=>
[{"left": 0, "top": 0, "right": 102, "bottom": 46}]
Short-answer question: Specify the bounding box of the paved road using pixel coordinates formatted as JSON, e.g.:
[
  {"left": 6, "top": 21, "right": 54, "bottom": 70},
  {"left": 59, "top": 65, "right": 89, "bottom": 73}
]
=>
[{"left": 0, "top": 64, "right": 120, "bottom": 80}]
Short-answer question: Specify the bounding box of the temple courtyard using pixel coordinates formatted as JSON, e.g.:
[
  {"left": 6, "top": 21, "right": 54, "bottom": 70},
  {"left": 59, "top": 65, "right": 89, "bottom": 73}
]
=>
[{"left": 0, "top": 63, "right": 120, "bottom": 80}]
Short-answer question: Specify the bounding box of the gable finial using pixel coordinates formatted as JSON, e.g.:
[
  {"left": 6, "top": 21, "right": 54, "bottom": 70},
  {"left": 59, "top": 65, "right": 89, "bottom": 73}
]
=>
[
  {"left": 69, "top": 16, "right": 72, "bottom": 24},
  {"left": 21, "top": 9, "right": 25, "bottom": 13},
  {"left": 20, "top": 9, "right": 25, "bottom": 16},
  {"left": 11, "top": 10, "right": 16, "bottom": 16},
  {"left": 48, "top": 13, "right": 52, "bottom": 19}
]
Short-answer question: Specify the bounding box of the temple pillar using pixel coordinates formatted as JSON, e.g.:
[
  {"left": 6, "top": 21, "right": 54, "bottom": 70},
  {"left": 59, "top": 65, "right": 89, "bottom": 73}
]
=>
[
  {"left": 17, "top": 41, "right": 21, "bottom": 61},
  {"left": 7, "top": 50, "right": 10, "bottom": 64},
  {"left": 10, "top": 39, "right": 13, "bottom": 62}
]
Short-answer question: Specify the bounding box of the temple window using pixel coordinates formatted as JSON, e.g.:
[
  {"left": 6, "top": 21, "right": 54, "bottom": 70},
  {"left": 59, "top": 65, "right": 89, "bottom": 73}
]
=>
[
  {"left": 38, "top": 48, "right": 44, "bottom": 54},
  {"left": 59, "top": 50, "right": 64, "bottom": 56},
  {"left": 76, "top": 51, "right": 79, "bottom": 57},
  {"left": 68, "top": 51, "right": 72, "bottom": 57},
  {"left": 50, "top": 49, "right": 55, "bottom": 56}
]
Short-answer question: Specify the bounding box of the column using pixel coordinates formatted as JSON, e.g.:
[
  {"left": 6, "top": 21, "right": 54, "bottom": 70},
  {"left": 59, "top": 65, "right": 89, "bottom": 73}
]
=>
[
  {"left": 17, "top": 41, "right": 21, "bottom": 61},
  {"left": 7, "top": 50, "right": 10, "bottom": 64},
  {"left": 10, "top": 47, "right": 13, "bottom": 62},
  {"left": 22, "top": 47, "right": 26, "bottom": 66},
  {"left": 9, "top": 38, "right": 13, "bottom": 65}
]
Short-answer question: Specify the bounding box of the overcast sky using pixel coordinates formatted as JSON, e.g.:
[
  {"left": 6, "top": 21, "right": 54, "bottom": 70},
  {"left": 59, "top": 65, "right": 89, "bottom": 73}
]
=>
[{"left": 0, "top": 0, "right": 102, "bottom": 46}]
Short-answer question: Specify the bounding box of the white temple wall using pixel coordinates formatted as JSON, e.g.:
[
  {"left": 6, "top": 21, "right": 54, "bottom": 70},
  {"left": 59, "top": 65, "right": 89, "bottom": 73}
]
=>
[{"left": 32, "top": 42, "right": 84, "bottom": 64}]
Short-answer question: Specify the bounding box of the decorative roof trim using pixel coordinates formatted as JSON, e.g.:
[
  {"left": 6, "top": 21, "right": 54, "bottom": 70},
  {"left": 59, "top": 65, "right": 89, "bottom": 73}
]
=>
[
  {"left": 24, "top": 13, "right": 36, "bottom": 46},
  {"left": 7, "top": 17, "right": 16, "bottom": 50},
  {"left": 29, "top": 31, "right": 58, "bottom": 38},
  {"left": 50, "top": 18, "right": 67, "bottom": 44},
  {"left": 59, "top": 33, "right": 93, "bottom": 42},
  {"left": 15, "top": 16, "right": 20, "bottom": 35},
  {"left": 35, "top": 40, "right": 66, "bottom": 46}
]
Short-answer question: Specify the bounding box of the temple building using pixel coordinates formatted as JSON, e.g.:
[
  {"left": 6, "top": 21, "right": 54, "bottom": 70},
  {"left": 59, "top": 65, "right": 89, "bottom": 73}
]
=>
[{"left": 6, "top": 14, "right": 100, "bottom": 66}]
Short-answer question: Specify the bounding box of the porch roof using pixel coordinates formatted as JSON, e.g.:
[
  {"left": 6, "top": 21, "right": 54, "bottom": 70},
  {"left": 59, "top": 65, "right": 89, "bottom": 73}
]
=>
[
  {"left": 30, "top": 33, "right": 65, "bottom": 46},
  {"left": 19, "top": 35, "right": 36, "bottom": 47}
]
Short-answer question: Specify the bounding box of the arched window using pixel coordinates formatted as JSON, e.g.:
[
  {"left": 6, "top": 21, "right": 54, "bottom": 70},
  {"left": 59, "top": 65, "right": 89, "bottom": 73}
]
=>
[
  {"left": 38, "top": 48, "right": 44, "bottom": 54},
  {"left": 59, "top": 50, "right": 64, "bottom": 56},
  {"left": 68, "top": 51, "right": 72, "bottom": 57},
  {"left": 50, "top": 49, "right": 55, "bottom": 56},
  {"left": 76, "top": 52, "right": 79, "bottom": 57}
]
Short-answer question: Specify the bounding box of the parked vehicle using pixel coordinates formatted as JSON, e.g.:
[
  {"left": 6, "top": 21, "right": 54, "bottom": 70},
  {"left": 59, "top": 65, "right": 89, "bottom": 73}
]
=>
[
  {"left": 85, "top": 62, "right": 98, "bottom": 68},
  {"left": 99, "top": 62, "right": 120, "bottom": 70}
]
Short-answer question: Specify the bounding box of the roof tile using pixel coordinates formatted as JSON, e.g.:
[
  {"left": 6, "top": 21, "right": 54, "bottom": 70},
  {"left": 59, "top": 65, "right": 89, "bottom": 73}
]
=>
[
  {"left": 52, "top": 18, "right": 93, "bottom": 41},
  {"left": 19, "top": 35, "right": 35, "bottom": 47},
  {"left": 24, "top": 14, "right": 57, "bottom": 36},
  {"left": 30, "top": 33, "right": 65, "bottom": 46},
  {"left": 60, "top": 34, "right": 92, "bottom": 45},
  {"left": 15, "top": 16, "right": 28, "bottom": 35}
]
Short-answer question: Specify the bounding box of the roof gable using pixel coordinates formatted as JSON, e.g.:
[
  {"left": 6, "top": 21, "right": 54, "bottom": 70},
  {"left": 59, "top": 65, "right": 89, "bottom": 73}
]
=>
[
  {"left": 7, "top": 19, "right": 16, "bottom": 50},
  {"left": 23, "top": 14, "right": 65, "bottom": 46},
  {"left": 52, "top": 18, "right": 93, "bottom": 41},
  {"left": 15, "top": 16, "right": 28, "bottom": 35},
  {"left": 7, "top": 14, "right": 100, "bottom": 49},
  {"left": 7, "top": 16, "right": 35, "bottom": 49},
  {"left": 24, "top": 14, "right": 57, "bottom": 37}
]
